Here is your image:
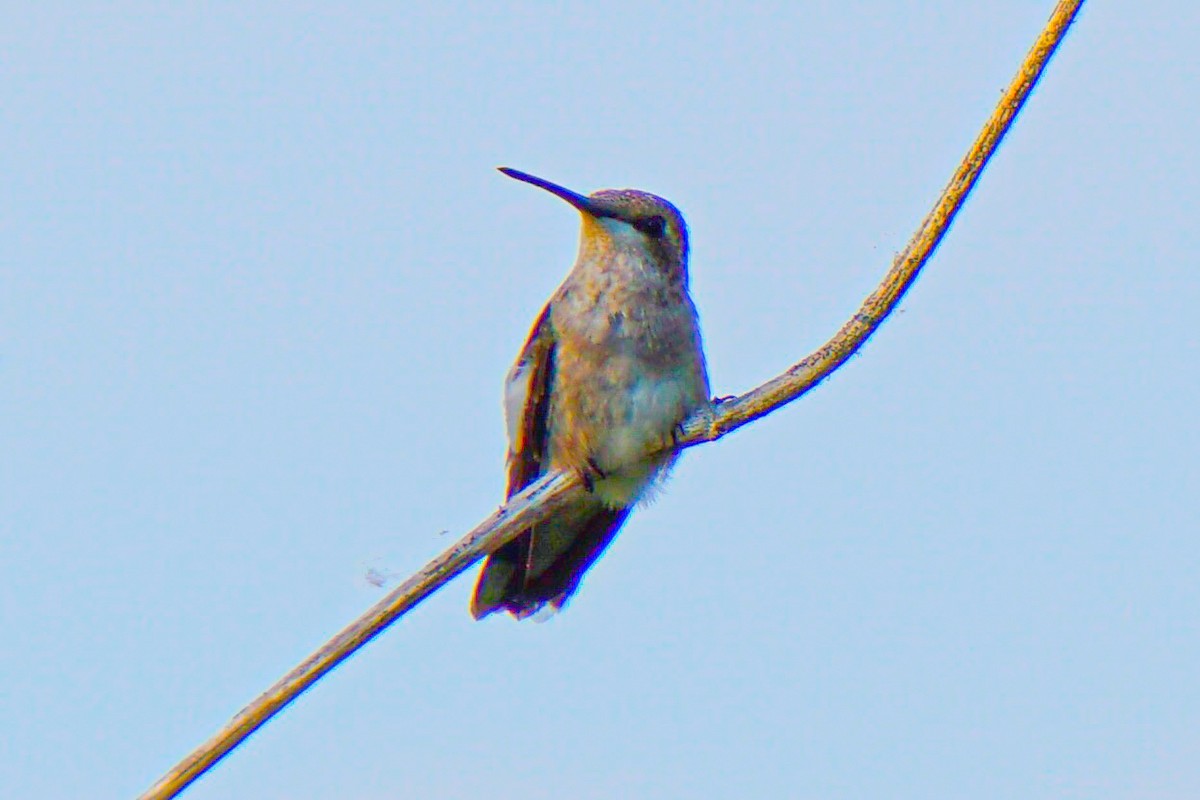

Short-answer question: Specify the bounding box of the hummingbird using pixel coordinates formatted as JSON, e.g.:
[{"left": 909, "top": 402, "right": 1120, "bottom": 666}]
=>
[{"left": 471, "top": 168, "right": 711, "bottom": 619}]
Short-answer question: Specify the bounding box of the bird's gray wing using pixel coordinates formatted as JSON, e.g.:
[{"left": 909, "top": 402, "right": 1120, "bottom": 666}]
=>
[
  {"left": 502, "top": 303, "right": 556, "bottom": 499},
  {"left": 470, "top": 304, "right": 556, "bottom": 619}
]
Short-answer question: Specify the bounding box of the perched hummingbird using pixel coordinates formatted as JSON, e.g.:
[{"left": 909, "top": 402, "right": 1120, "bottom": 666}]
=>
[{"left": 471, "top": 168, "right": 711, "bottom": 620}]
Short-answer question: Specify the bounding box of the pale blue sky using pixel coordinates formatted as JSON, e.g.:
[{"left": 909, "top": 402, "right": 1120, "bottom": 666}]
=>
[{"left": 3, "top": 3, "right": 1198, "bottom": 798}]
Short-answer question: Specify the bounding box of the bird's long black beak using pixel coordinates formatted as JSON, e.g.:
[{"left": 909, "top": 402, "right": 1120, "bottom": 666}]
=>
[{"left": 498, "top": 167, "right": 608, "bottom": 218}]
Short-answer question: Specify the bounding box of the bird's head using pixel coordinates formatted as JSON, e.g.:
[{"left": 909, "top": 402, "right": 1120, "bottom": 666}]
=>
[{"left": 500, "top": 167, "right": 689, "bottom": 284}]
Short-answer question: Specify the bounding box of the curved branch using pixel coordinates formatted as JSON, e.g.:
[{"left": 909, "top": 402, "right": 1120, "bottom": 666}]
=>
[{"left": 138, "top": 3, "right": 1085, "bottom": 798}]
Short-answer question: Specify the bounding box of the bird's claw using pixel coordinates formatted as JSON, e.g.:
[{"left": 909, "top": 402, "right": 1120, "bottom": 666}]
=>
[
  {"left": 671, "top": 422, "right": 686, "bottom": 448},
  {"left": 579, "top": 458, "right": 607, "bottom": 493}
]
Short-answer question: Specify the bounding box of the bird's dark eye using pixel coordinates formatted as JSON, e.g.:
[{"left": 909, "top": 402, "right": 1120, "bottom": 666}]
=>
[{"left": 637, "top": 215, "right": 666, "bottom": 238}]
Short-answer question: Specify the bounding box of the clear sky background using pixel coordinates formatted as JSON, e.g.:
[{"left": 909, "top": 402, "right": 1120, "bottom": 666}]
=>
[{"left": 3, "top": 3, "right": 1198, "bottom": 798}]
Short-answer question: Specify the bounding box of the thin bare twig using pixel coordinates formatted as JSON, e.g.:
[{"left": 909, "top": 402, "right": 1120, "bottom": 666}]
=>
[{"left": 138, "top": 3, "right": 1085, "bottom": 798}]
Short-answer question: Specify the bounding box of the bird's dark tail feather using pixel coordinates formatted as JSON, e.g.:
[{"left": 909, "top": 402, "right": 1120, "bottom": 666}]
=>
[{"left": 470, "top": 507, "right": 630, "bottom": 619}]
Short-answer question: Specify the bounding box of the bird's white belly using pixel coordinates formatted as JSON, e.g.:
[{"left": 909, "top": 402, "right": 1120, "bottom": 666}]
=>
[{"left": 591, "top": 368, "right": 694, "bottom": 507}]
